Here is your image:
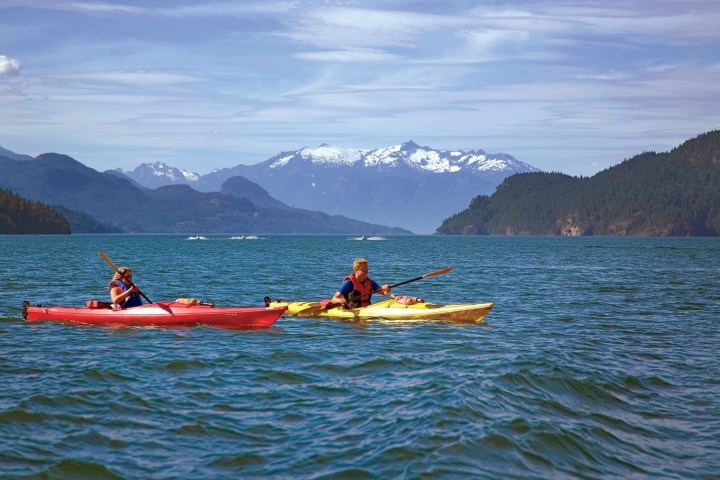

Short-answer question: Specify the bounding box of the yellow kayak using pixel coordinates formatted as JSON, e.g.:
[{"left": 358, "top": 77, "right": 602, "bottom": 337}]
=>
[{"left": 267, "top": 298, "right": 494, "bottom": 323}]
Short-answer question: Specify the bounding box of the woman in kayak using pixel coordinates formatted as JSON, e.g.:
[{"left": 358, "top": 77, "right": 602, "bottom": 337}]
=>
[
  {"left": 109, "top": 267, "right": 143, "bottom": 308},
  {"left": 331, "top": 258, "right": 391, "bottom": 308}
]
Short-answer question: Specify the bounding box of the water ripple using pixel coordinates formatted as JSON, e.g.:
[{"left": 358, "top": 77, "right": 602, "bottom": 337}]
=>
[{"left": 1, "top": 235, "right": 719, "bottom": 479}]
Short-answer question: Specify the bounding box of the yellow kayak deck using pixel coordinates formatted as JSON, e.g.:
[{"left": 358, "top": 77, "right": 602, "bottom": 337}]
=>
[{"left": 269, "top": 298, "right": 494, "bottom": 323}]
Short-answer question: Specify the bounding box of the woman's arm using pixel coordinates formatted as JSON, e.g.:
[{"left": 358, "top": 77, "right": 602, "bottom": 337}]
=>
[{"left": 110, "top": 284, "right": 139, "bottom": 304}]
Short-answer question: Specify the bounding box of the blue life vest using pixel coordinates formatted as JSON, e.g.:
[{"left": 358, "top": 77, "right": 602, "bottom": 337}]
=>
[{"left": 110, "top": 279, "right": 142, "bottom": 308}]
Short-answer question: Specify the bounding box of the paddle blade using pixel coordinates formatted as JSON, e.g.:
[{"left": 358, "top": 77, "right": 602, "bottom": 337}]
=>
[
  {"left": 421, "top": 266, "right": 452, "bottom": 279},
  {"left": 98, "top": 251, "right": 119, "bottom": 272}
]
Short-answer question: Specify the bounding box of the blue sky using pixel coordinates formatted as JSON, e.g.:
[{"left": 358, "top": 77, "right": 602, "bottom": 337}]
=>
[{"left": 0, "top": 0, "right": 718, "bottom": 176}]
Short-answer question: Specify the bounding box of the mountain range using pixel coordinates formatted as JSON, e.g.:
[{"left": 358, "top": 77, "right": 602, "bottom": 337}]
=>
[
  {"left": 4, "top": 132, "right": 717, "bottom": 236},
  {"left": 0, "top": 153, "right": 410, "bottom": 234},
  {"left": 122, "top": 141, "right": 539, "bottom": 233}
]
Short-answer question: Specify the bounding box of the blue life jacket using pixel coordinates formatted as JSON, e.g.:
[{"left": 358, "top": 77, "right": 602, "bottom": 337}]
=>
[{"left": 110, "top": 280, "right": 142, "bottom": 308}]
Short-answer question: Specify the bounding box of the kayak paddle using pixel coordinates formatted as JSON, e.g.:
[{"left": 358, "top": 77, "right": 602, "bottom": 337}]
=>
[
  {"left": 98, "top": 251, "right": 153, "bottom": 304},
  {"left": 385, "top": 266, "right": 453, "bottom": 290}
]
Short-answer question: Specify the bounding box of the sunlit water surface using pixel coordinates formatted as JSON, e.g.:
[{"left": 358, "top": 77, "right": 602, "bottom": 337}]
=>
[{"left": 1, "top": 235, "right": 719, "bottom": 479}]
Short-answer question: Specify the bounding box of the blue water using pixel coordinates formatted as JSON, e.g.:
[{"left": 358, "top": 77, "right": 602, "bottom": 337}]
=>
[{"left": 1, "top": 235, "right": 719, "bottom": 479}]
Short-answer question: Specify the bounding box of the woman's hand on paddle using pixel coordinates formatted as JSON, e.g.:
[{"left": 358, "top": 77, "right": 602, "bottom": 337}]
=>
[{"left": 379, "top": 284, "right": 391, "bottom": 296}]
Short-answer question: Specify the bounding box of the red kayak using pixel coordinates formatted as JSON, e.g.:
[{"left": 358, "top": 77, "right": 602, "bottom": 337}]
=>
[{"left": 22, "top": 300, "right": 287, "bottom": 329}]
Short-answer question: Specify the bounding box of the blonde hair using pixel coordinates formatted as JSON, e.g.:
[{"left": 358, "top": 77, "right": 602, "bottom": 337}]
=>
[
  {"left": 109, "top": 267, "right": 132, "bottom": 286},
  {"left": 353, "top": 258, "right": 368, "bottom": 270}
]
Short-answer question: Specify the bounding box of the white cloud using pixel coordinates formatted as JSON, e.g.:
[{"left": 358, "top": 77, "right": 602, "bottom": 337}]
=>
[
  {"left": 459, "top": 29, "right": 531, "bottom": 61},
  {"left": 0, "top": 55, "right": 21, "bottom": 76}
]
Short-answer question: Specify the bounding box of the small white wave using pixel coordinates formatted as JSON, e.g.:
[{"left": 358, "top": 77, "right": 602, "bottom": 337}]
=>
[{"left": 230, "top": 235, "right": 263, "bottom": 240}]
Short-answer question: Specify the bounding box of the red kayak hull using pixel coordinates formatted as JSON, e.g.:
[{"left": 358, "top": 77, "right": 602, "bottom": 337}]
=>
[{"left": 23, "top": 301, "right": 287, "bottom": 329}]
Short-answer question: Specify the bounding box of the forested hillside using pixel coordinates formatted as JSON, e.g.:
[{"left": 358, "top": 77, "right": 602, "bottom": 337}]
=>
[
  {"left": 0, "top": 189, "right": 70, "bottom": 234},
  {"left": 437, "top": 131, "right": 720, "bottom": 236}
]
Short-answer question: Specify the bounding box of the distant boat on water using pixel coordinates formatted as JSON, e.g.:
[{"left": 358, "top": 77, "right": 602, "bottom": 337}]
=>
[{"left": 351, "top": 234, "right": 385, "bottom": 241}]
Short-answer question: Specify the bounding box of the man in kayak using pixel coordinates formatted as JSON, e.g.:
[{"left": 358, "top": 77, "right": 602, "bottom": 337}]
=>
[
  {"left": 109, "top": 267, "right": 143, "bottom": 308},
  {"left": 331, "top": 258, "right": 391, "bottom": 308}
]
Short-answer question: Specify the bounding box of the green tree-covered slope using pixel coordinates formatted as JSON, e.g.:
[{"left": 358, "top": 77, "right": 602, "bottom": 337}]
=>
[
  {"left": 437, "top": 131, "right": 720, "bottom": 236},
  {"left": 0, "top": 189, "right": 70, "bottom": 234}
]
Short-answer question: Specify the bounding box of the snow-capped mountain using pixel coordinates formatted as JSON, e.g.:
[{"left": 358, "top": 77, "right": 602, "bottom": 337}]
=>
[
  {"left": 266, "top": 141, "right": 534, "bottom": 175},
  {"left": 124, "top": 162, "right": 199, "bottom": 189},
  {"left": 125, "top": 141, "right": 540, "bottom": 233}
]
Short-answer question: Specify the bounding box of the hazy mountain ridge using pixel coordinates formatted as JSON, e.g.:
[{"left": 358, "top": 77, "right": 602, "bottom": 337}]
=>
[
  {"left": 219, "top": 176, "right": 287, "bottom": 209},
  {"left": 0, "top": 146, "right": 33, "bottom": 162}
]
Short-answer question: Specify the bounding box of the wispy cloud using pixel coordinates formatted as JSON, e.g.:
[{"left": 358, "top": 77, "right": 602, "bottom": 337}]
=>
[
  {"left": 0, "top": 0, "right": 718, "bottom": 176},
  {"left": 156, "top": 1, "right": 296, "bottom": 18},
  {"left": 59, "top": 71, "right": 202, "bottom": 87},
  {"left": 280, "top": 6, "right": 465, "bottom": 50},
  {"left": 0, "top": 0, "right": 145, "bottom": 14},
  {"left": 294, "top": 49, "right": 401, "bottom": 63}
]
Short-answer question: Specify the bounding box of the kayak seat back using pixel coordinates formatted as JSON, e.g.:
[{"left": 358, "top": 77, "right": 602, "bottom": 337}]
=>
[{"left": 86, "top": 300, "right": 113, "bottom": 309}]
